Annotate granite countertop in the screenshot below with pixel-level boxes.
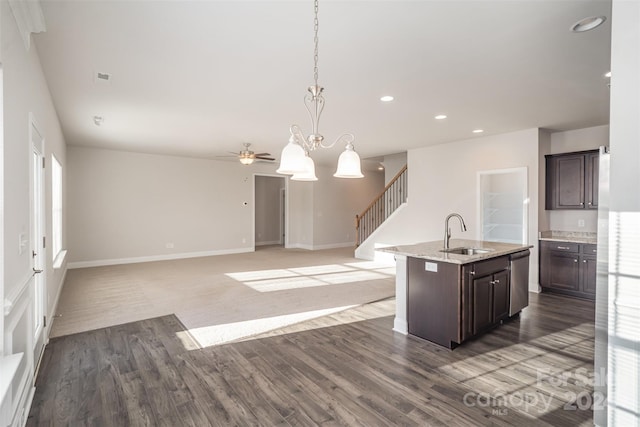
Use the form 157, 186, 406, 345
539, 230, 597, 244
377, 239, 533, 265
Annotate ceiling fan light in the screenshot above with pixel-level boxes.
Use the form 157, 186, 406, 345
239, 156, 254, 165
334, 143, 364, 178
276, 138, 306, 175
291, 156, 318, 181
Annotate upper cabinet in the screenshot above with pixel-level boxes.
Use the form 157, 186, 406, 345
545, 150, 599, 210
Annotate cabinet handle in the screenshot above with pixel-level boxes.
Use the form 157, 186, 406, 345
494, 279, 500, 284
580, 202, 584, 206
583, 260, 587, 263
574, 259, 578, 263
557, 246, 570, 250
588, 202, 592, 206
469, 271, 475, 276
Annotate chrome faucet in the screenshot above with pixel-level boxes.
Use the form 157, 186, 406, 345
444, 213, 467, 250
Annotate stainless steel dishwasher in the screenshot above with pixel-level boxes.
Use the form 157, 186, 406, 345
509, 250, 530, 316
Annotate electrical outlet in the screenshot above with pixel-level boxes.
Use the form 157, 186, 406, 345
578, 219, 585, 228
242, 238, 247, 244
165, 242, 174, 249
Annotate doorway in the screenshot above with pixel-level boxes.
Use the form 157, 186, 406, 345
30, 114, 47, 367
254, 175, 287, 248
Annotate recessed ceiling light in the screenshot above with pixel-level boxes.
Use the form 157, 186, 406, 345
472, 129, 484, 134
377, 166, 384, 171
435, 114, 447, 120
604, 71, 611, 78
571, 16, 606, 32
380, 95, 394, 102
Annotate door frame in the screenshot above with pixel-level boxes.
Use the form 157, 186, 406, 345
29, 113, 47, 367
253, 174, 288, 249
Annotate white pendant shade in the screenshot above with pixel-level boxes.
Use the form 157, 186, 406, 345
276, 138, 306, 175
239, 157, 254, 165
333, 145, 364, 178
291, 156, 318, 181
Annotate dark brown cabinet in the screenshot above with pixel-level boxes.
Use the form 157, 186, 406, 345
407, 254, 516, 349
464, 257, 510, 336
545, 150, 599, 210
540, 240, 596, 300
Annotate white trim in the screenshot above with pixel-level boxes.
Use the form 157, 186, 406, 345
392, 254, 409, 335
355, 202, 408, 260
8, 0, 46, 50
3, 272, 33, 316
47, 266, 67, 339
52, 249, 66, 270
287, 242, 354, 251
253, 173, 288, 250
67, 247, 254, 269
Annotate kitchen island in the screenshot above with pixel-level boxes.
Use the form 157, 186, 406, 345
378, 239, 532, 349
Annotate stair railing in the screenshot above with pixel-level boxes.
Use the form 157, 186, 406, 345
355, 165, 407, 246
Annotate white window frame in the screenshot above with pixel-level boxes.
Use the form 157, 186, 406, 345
51, 154, 64, 267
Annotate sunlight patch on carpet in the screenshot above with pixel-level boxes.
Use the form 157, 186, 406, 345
225, 261, 395, 293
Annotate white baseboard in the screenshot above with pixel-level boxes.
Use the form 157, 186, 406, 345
47, 266, 67, 339
67, 247, 253, 269
286, 242, 354, 251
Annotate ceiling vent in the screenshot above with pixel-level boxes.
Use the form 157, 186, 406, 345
94, 71, 112, 84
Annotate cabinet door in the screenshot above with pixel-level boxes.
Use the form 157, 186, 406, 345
581, 255, 597, 295
586, 152, 599, 209
472, 275, 493, 335
492, 270, 510, 322
553, 154, 585, 209
547, 252, 580, 291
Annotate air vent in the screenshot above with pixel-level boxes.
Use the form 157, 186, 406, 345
94, 71, 112, 84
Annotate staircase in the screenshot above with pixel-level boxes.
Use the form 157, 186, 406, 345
355, 165, 407, 246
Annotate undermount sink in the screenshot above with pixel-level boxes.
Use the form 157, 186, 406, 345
440, 247, 492, 255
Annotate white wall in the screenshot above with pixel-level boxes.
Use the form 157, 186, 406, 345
604, 1, 640, 425
1, 3, 67, 424
67, 146, 384, 264
357, 128, 541, 289
2, 2, 67, 322
543, 125, 609, 233
68, 146, 271, 265
312, 166, 384, 248
383, 152, 407, 185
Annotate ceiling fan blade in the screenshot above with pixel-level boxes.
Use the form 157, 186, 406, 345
253, 152, 271, 157
255, 156, 275, 161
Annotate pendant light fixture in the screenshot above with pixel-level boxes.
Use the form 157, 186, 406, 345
276, 0, 363, 180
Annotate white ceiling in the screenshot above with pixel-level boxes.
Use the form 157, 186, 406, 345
33, 0, 611, 167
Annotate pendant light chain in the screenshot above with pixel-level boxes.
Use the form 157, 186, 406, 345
313, 0, 319, 87
277, 0, 363, 180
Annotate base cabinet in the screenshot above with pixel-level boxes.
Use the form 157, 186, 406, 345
464, 257, 510, 337
540, 241, 596, 300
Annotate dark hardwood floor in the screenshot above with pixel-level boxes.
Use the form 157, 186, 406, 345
28, 293, 596, 426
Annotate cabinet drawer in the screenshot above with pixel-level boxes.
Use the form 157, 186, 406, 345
541, 241, 579, 253
468, 255, 509, 277
583, 244, 597, 255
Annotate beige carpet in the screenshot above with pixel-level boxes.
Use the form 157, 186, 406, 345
51, 246, 396, 348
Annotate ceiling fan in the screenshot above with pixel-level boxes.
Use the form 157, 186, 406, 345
221, 143, 275, 165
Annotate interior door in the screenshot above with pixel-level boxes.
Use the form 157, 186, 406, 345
31, 116, 47, 368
